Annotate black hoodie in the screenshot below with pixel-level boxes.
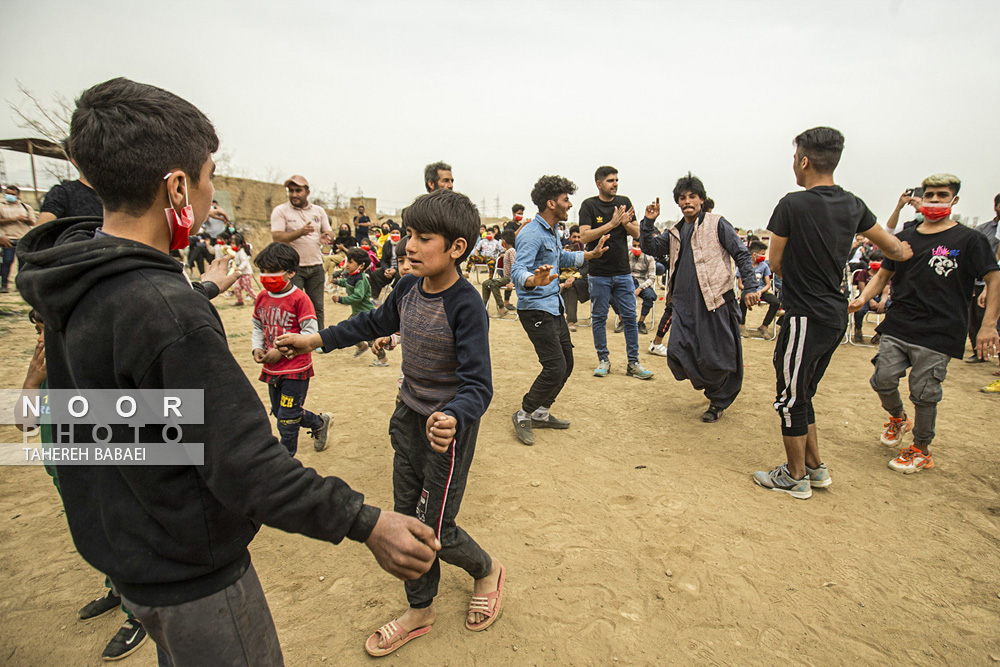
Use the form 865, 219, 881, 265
16, 217, 379, 606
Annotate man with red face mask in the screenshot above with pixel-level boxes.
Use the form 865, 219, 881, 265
851, 173, 999, 474
505, 203, 526, 233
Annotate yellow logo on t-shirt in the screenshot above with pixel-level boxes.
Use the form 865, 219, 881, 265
596, 216, 604, 224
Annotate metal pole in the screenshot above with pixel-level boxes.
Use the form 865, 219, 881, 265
27, 139, 38, 206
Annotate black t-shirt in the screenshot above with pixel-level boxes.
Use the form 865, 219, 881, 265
578, 195, 634, 277
40, 180, 103, 218
504, 219, 521, 232
767, 185, 876, 328
878, 223, 999, 358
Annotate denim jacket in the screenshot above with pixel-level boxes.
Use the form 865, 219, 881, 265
512, 214, 584, 316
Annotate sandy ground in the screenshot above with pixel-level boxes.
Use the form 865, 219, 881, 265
2, 278, 1000, 667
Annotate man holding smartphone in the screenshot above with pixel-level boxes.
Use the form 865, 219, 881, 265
885, 187, 924, 235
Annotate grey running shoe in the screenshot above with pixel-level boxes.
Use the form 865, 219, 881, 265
594, 359, 611, 377
805, 463, 832, 488
752, 463, 812, 499
311, 413, 333, 452
531, 414, 570, 429
626, 362, 654, 380
512, 411, 534, 445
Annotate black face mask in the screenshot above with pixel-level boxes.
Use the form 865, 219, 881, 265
338, 229, 351, 237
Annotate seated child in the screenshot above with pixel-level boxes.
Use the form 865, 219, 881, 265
481, 229, 516, 317
630, 238, 657, 335
275, 189, 505, 657
332, 247, 387, 365
851, 250, 888, 342
739, 240, 782, 335
252, 242, 332, 455
465, 229, 503, 277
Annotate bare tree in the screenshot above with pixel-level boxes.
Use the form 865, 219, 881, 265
8, 82, 77, 182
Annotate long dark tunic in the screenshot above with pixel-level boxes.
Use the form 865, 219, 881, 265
658, 216, 757, 408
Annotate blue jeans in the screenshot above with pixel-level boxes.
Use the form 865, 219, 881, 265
1, 243, 16, 288
589, 274, 639, 364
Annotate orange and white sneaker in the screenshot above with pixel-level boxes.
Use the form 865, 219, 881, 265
880, 415, 912, 446
888, 445, 934, 474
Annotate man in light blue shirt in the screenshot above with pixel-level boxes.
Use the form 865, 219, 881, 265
510, 175, 608, 446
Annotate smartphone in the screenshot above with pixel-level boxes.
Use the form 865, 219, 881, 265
912, 187, 924, 198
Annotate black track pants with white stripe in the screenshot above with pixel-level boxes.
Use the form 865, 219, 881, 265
772, 315, 843, 437
389, 401, 492, 608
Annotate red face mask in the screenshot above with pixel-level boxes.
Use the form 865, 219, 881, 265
260, 273, 289, 293
631, 247, 642, 257
919, 201, 952, 222
163, 172, 194, 251
486, 234, 494, 241
231, 245, 239, 252
869, 261, 882, 272
514, 213, 523, 222
389, 233, 401, 242
754, 255, 765, 264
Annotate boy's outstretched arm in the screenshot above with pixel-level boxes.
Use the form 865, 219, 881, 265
848, 267, 893, 313
277, 276, 406, 356
863, 224, 912, 262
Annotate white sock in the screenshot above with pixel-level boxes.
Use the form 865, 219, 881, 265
531, 407, 549, 420
517, 409, 530, 421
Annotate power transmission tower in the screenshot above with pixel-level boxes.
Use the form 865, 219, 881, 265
481, 197, 487, 215
494, 195, 500, 218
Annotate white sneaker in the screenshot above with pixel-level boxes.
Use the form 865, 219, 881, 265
648, 342, 667, 357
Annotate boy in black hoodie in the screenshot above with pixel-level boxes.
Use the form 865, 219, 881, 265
15, 77, 438, 665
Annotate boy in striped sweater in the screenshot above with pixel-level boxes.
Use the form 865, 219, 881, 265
276, 189, 505, 656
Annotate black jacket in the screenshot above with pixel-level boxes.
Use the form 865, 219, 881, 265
16, 217, 379, 606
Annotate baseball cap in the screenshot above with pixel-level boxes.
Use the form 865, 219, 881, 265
284, 174, 309, 188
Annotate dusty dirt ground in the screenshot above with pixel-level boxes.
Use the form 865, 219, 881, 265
2, 278, 1000, 667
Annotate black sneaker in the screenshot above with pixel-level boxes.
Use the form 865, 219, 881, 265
531, 414, 571, 429
102, 619, 147, 661
311, 412, 333, 452
512, 411, 534, 445
638, 321, 648, 335
79, 589, 121, 621
614, 319, 624, 334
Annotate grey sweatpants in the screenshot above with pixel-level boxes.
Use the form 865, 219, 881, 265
389, 401, 492, 608
869, 334, 951, 447
121, 563, 283, 667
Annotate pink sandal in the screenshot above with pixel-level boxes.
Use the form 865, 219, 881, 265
465, 565, 506, 631
364, 621, 431, 657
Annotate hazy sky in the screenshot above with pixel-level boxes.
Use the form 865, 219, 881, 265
2, 0, 998, 227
